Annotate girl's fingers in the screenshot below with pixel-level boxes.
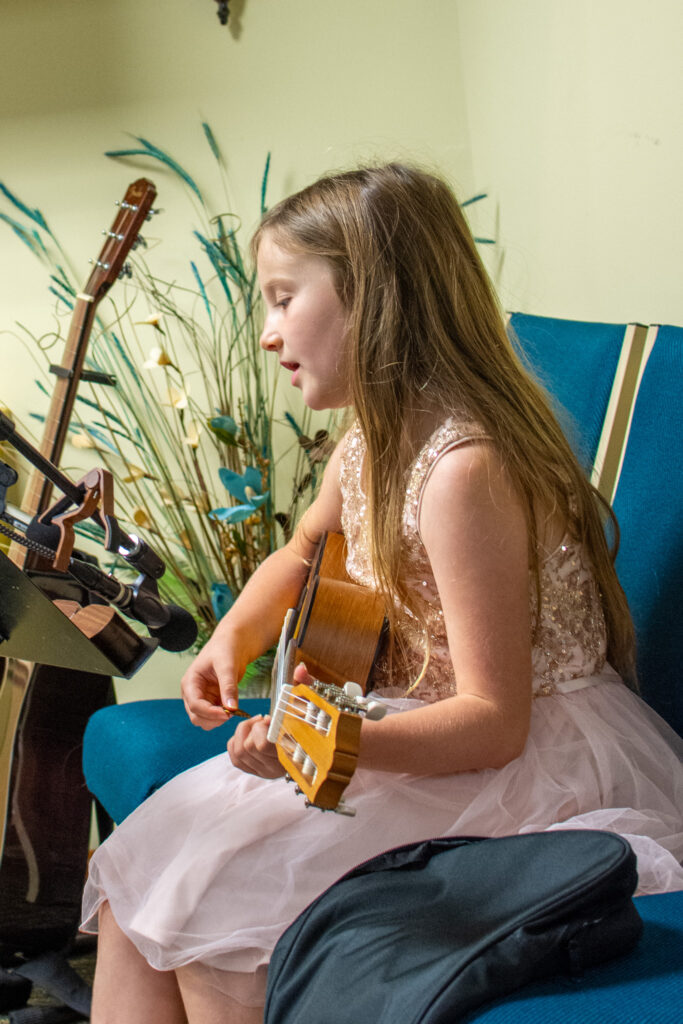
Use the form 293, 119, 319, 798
292, 661, 314, 685
228, 717, 283, 778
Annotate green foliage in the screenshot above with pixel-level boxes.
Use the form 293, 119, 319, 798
0, 127, 333, 654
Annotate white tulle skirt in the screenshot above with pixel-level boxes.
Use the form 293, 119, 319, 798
81, 671, 683, 1006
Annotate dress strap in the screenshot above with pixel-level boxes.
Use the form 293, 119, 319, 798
405, 419, 490, 543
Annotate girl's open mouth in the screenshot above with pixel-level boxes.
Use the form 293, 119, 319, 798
281, 361, 301, 385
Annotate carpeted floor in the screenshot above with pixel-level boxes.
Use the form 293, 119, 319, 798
0, 938, 95, 1023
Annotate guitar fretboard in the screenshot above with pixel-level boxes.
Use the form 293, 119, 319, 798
20, 296, 97, 529
9, 178, 157, 571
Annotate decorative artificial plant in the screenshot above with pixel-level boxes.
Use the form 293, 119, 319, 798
0, 125, 333, 671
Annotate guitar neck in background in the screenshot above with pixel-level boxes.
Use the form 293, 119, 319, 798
8, 177, 157, 572
20, 295, 99, 531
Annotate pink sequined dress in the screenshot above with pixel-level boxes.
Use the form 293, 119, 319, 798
81, 418, 683, 1004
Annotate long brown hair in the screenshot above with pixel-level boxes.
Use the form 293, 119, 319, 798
253, 163, 636, 687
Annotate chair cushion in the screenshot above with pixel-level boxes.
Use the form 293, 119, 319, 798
83, 698, 270, 823
461, 889, 683, 1022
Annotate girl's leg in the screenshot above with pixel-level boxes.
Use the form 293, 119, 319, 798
91, 901, 187, 1024
176, 964, 266, 1024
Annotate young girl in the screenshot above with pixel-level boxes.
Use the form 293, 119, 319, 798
82, 164, 683, 1023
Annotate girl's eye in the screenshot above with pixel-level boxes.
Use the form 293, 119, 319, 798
275, 297, 291, 310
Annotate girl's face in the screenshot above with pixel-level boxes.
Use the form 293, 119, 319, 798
257, 232, 350, 411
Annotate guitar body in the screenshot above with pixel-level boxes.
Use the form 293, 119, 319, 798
0, 657, 113, 958
0, 179, 156, 960
292, 531, 387, 690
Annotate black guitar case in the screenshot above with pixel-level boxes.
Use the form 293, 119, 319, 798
265, 830, 642, 1024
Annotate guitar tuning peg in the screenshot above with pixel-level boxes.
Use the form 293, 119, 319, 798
335, 800, 357, 817
343, 681, 363, 699
131, 235, 147, 250
118, 263, 133, 280
364, 701, 387, 722
146, 208, 162, 221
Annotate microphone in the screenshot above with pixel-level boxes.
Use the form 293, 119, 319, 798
26, 518, 165, 579
67, 557, 198, 652
116, 533, 165, 579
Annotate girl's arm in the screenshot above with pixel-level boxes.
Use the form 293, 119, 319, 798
181, 439, 346, 729
358, 442, 533, 774
228, 441, 533, 779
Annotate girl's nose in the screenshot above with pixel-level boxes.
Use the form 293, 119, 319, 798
259, 326, 282, 352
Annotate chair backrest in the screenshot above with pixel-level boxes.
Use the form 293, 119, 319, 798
508, 313, 629, 469
510, 313, 681, 736
610, 325, 683, 736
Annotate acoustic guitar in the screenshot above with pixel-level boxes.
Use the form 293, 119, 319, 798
267, 532, 388, 815
0, 179, 157, 959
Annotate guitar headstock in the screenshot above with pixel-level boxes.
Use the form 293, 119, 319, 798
81, 178, 157, 302
269, 678, 386, 815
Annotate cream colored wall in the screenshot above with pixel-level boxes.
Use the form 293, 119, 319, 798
1, 0, 680, 700
455, 0, 683, 323
0, 0, 470, 699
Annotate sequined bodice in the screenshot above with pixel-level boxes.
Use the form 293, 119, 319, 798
340, 419, 607, 703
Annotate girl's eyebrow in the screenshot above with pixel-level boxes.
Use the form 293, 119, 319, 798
265, 275, 296, 289
261, 275, 296, 297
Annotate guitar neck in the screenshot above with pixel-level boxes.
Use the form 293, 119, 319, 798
8, 177, 157, 572
22, 295, 98, 522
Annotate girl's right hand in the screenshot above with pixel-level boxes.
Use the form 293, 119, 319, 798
180, 622, 247, 729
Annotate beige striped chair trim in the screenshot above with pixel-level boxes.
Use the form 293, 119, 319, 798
590, 324, 656, 505
501, 314, 657, 507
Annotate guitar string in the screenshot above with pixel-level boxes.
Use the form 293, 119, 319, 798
276, 693, 312, 714
280, 726, 316, 780
277, 693, 358, 719
275, 695, 332, 722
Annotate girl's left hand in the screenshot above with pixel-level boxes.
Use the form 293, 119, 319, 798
227, 715, 286, 779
